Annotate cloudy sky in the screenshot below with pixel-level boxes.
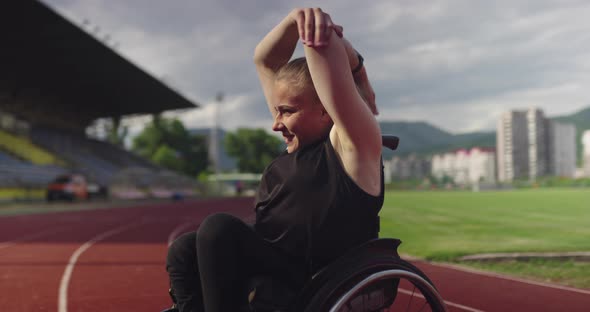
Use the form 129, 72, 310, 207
43, 0, 590, 136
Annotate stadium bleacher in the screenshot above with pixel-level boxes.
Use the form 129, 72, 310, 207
30, 127, 171, 187
0, 1, 203, 200
0, 125, 202, 198
37, 126, 203, 198
0, 162, 67, 188
0, 147, 68, 188
0, 150, 24, 166
0, 129, 65, 165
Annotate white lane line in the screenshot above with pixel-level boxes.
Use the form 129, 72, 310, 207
0, 227, 68, 250
398, 288, 485, 312
427, 261, 590, 296
58, 221, 144, 312
167, 222, 196, 247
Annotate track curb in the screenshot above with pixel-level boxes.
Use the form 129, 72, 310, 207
458, 251, 590, 262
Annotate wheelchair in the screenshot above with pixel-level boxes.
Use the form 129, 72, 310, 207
162, 136, 448, 312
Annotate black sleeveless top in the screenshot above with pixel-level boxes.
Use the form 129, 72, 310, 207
254, 136, 384, 273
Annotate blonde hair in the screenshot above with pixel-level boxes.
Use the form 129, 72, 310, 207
275, 57, 320, 103
275, 57, 370, 107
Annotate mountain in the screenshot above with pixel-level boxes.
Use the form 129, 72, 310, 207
379, 121, 495, 159
553, 106, 590, 126
380, 105, 590, 160
188, 106, 589, 167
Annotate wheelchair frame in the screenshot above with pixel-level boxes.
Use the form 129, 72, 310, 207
294, 238, 447, 312
162, 135, 448, 312
331, 269, 446, 312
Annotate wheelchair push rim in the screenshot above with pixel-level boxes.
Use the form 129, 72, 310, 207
330, 269, 447, 312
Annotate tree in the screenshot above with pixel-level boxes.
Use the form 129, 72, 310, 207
132, 116, 208, 176
152, 144, 184, 172
224, 128, 283, 173
106, 116, 129, 147
85, 116, 129, 147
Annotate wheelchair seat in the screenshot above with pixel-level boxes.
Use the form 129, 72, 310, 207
245, 238, 402, 312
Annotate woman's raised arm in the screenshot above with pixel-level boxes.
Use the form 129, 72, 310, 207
254, 9, 342, 117
299, 8, 382, 195
303, 21, 380, 149
253, 12, 298, 116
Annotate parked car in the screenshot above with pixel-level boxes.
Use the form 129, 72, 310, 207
46, 174, 88, 201
87, 182, 109, 200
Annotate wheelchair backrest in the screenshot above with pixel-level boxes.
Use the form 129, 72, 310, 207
381, 135, 399, 151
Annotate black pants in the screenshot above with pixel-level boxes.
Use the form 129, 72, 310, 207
166, 213, 306, 312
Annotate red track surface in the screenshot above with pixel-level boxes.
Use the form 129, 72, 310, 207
1, 198, 588, 312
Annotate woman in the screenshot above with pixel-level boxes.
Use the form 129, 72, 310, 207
165, 8, 382, 312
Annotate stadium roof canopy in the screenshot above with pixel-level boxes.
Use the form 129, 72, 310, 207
0, 0, 198, 129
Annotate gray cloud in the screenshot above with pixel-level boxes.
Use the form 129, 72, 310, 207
44, 0, 590, 134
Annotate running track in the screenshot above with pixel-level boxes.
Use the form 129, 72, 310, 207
0, 198, 588, 311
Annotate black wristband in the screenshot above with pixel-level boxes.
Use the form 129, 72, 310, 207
352, 52, 364, 74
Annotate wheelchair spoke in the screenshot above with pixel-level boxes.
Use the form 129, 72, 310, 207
404, 285, 417, 311
320, 265, 447, 312
417, 302, 429, 312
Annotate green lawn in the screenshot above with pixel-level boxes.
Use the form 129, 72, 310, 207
464, 259, 590, 289
380, 189, 590, 260
380, 188, 590, 289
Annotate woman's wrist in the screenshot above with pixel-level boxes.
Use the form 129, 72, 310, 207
341, 38, 363, 74
351, 51, 364, 74
353, 65, 367, 83
253, 14, 299, 68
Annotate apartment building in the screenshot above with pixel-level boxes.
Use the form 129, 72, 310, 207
497, 107, 576, 181
469, 147, 497, 184
385, 154, 431, 182
583, 130, 590, 177
527, 108, 549, 179
431, 147, 496, 185
548, 122, 576, 177
497, 110, 529, 182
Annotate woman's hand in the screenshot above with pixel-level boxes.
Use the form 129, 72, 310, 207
340, 38, 378, 115
289, 8, 343, 47
354, 67, 378, 115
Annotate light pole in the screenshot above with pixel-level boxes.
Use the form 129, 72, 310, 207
210, 92, 223, 193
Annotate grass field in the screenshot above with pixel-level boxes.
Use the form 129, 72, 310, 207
466, 259, 590, 289
380, 188, 590, 288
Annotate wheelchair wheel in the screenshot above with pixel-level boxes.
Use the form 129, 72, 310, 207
304, 258, 447, 312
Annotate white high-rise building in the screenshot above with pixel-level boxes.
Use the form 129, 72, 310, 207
442, 152, 457, 179
497, 110, 529, 182
548, 122, 576, 177
383, 159, 393, 184
430, 152, 456, 181
469, 147, 497, 184
431, 154, 444, 179
527, 108, 549, 179
430, 147, 496, 185
497, 107, 577, 181
454, 149, 470, 185
384, 155, 431, 182
583, 130, 590, 177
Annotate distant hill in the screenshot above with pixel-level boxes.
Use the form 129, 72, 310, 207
554, 106, 590, 126
380, 105, 590, 161
189, 106, 589, 167
379, 121, 495, 159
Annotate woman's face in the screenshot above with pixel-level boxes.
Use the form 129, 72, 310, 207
272, 80, 332, 153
